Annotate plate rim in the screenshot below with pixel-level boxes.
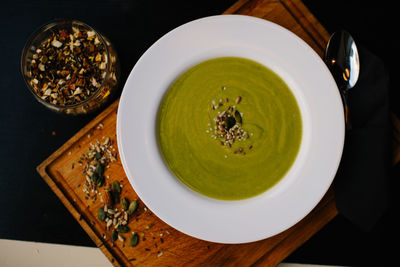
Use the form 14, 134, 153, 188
116, 14, 345, 244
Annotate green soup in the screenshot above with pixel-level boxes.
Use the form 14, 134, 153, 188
157, 57, 302, 200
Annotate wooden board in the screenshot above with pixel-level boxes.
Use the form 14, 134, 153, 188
37, 0, 337, 266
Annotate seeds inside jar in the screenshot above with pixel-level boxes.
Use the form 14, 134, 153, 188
28, 26, 108, 106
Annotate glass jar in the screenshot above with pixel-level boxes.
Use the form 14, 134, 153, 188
20, 20, 120, 115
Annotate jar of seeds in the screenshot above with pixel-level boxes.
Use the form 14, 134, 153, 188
21, 20, 120, 115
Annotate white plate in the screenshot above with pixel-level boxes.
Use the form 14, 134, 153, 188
117, 15, 344, 244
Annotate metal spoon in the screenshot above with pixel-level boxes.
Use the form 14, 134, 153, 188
324, 30, 360, 130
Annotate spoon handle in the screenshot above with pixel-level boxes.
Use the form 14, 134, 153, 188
341, 91, 352, 130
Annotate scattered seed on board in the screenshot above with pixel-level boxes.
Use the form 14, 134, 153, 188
130, 232, 139, 247
118, 235, 125, 242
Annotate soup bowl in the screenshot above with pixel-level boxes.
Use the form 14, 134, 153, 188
117, 15, 344, 243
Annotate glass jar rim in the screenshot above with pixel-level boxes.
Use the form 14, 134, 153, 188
20, 19, 112, 109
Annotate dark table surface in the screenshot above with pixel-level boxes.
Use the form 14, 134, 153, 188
0, 0, 397, 266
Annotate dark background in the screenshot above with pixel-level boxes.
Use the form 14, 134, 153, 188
0, 0, 396, 266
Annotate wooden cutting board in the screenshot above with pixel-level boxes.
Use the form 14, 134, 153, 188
37, 0, 337, 266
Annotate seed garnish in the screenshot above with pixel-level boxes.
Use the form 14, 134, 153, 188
208, 94, 252, 154
235, 96, 242, 104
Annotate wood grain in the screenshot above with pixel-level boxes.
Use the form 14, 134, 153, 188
37, 0, 338, 266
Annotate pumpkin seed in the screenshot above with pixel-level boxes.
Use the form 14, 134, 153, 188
234, 110, 242, 125
109, 182, 121, 203
91, 162, 105, 187
128, 199, 138, 215
95, 162, 104, 176
91, 171, 99, 183
224, 116, 236, 130
122, 197, 129, 211
112, 181, 121, 194
117, 225, 130, 233
97, 207, 106, 221
130, 232, 139, 247
110, 190, 120, 204
94, 151, 102, 159
97, 178, 105, 187
111, 229, 118, 242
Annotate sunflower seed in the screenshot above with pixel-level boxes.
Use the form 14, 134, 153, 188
235, 96, 242, 104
